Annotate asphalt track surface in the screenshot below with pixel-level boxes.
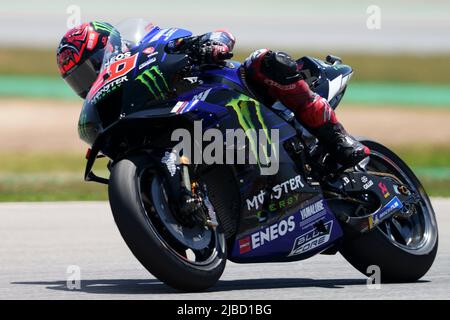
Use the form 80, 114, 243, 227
0, 199, 449, 300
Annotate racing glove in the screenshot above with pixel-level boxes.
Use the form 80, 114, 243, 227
198, 40, 233, 64
166, 30, 235, 65
197, 30, 235, 64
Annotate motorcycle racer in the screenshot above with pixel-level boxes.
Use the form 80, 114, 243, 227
57, 21, 369, 168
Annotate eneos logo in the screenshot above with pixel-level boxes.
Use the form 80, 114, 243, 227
239, 215, 296, 254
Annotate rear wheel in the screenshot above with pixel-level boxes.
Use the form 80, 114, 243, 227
340, 140, 438, 283
108, 153, 227, 291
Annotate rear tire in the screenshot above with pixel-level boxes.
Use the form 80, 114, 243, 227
108, 153, 227, 291
340, 140, 438, 283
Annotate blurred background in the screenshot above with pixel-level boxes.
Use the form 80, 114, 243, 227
1, 0, 449, 201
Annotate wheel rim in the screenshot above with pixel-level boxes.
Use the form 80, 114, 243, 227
150, 178, 212, 250
138, 169, 226, 268
367, 150, 437, 254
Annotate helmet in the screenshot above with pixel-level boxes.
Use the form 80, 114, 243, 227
57, 21, 114, 98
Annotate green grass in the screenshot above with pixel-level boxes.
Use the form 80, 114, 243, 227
418, 179, 450, 198
1, 153, 89, 173
0, 48, 59, 77
0, 153, 109, 202
0, 148, 449, 201
1, 47, 450, 84
391, 146, 450, 197
0, 180, 107, 202
394, 146, 450, 168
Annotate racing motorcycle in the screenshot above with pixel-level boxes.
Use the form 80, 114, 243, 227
79, 19, 438, 291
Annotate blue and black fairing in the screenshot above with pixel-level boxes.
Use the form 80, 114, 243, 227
297, 56, 353, 109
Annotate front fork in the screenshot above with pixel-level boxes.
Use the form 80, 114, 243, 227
159, 152, 219, 229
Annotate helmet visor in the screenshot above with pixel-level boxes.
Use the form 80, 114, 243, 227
63, 58, 98, 98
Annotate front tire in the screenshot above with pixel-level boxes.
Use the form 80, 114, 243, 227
340, 140, 438, 283
108, 153, 227, 291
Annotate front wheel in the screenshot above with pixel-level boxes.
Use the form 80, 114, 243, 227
340, 139, 438, 283
108, 153, 227, 291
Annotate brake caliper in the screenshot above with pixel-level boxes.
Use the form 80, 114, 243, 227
178, 157, 219, 229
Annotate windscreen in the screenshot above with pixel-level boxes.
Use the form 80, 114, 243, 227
101, 18, 154, 70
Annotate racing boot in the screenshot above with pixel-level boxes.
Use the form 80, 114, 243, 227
309, 121, 371, 168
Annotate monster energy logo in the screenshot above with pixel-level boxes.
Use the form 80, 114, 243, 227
168, 94, 280, 176
226, 95, 275, 166
92, 21, 113, 33
91, 21, 120, 38
136, 66, 170, 100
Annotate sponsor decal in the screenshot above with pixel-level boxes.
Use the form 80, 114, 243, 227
149, 29, 167, 42
342, 176, 351, 186
91, 21, 114, 33
373, 196, 403, 224
378, 182, 390, 198
246, 176, 305, 211
161, 151, 177, 176
288, 221, 333, 257
90, 76, 128, 103
263, 79, 296, 90
300, 200, 324, 220
135, 66, 170, 100
183, 76, 199, 84
226, 95, 274, 168
87, 53, 138, 102
240, 215, 296, 254
86, 31, 99, 50
193, 88, 212, 101
163, 28, 178, 41
363, 180, 374, 190
138, 57, 157, 70
171, 101, 190, 114
299, 199, 328, 229
170, 99, 201, 115
267, 194, 301, 213
238, 236, 251, 254
361, 175, 374, 190
143, 46, 155, 55
103, 51, 132, 68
